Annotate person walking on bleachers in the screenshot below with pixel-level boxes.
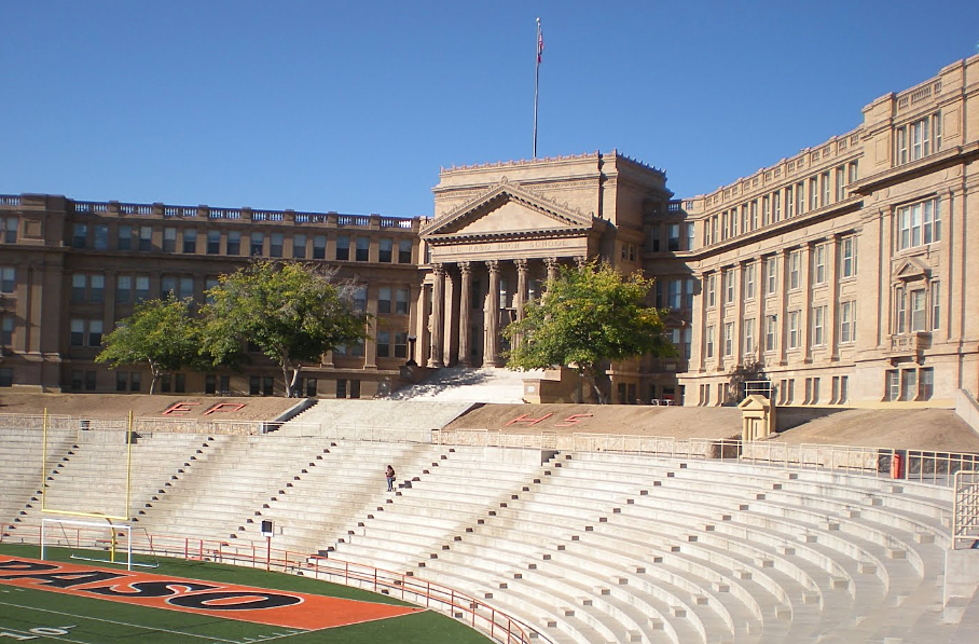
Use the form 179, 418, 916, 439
385, 464, 396, 492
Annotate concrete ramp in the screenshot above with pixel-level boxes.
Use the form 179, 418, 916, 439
770, 408, 979, 452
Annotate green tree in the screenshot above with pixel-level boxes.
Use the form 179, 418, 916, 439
95, 294, 202, 394
200, 261, 369, 397
504, 261, 674, 403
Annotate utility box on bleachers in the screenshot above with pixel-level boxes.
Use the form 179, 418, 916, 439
739, 394, 775, 441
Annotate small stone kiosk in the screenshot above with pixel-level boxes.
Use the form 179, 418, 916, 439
738, 394, 775, 442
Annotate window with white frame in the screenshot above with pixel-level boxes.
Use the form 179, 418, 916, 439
765, 256, 777, 295
788, 311, 800, 349
809, 177, 819, 211
668, 279, 681, 310
796, 181, 805, 215
840, 301, 856, 344
789, 250, 800, 290
848, 160, 859, 183
724, 271, 734, 305
894, 112, 941, 166
724, 323, 733, 357
897, 197, 940, 251
786, 185, 795, 218
841, 236, 857, 278
813, 244, 826, 285
772, 192, 781, 222
932, 281, 941, 330
835, 165, 846, 202
743, 318, 755, 356
1, 316, 13, 347
750, 200, 758, 230
811, 305, 827, 346
820, 172, 830, 207
707, 274, 716, 308
762, 196, 770, 226
910, 288, 927, 332
684, 278, 694, 310
765, 314, 777, 352
895, 286, 907, 334
706, 325, 715, 359
744, 263, 756, 300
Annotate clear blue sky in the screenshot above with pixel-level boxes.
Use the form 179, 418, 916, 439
2, 1, 978, 218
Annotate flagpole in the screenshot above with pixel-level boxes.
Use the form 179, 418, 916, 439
533, 17, 541, 159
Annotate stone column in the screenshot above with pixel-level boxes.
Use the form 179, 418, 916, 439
458, 262, 472, 366
827, 235, 840, 360
442, 267, 456, 365
575, 256, 587, 269
427, 264, 445, 368
484, 260, 500, 367
514, 259, 528, 350
545, 257, 560, 283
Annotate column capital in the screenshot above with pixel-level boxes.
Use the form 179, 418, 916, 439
459, 261, 471, 275
514, 258, 529, 272
574, 256, 587, 268
432, 262, 445, 275
544, 257, 560, 269
485, 259, 500, 273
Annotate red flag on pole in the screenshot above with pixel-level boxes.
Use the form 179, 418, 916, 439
537, 25, 544, 63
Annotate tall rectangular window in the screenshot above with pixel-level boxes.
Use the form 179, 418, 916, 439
895, 112, 941, 165
1, 316, 14, 346
724, 271, 734, 305
73, 224, 88, 249
812, 305, 826, 346
117, 224, 132, 250
668, 224, 680, 251
94, 225, 109, 250
139, 226, 153, 251
902, 369, 917, 401
743, 318, 755, 356
292, 234, 307, 259
723, 323, 733, 357
227, 231, 241, 255
765, 256, 777, 295
744, 263, 756, 300
705, 325, 715, 359
932, 282, 941, 330
356, 237, 369, 261
376, 330, 391, 358
182, 228, 197, 253
72, 274, 87, 302
399, 239, 412, 263
70, 319, 84, 346
765, 315, 777, 352
919, 368, 934, 400
785, 185, 795, 218
379, 238, 393, 262
313, 235, 326, 260
163, 227, 176, 252
88, 319, 103, 346
250, 232, 264, 256
910, 289, 927, 331
270, 233, 284, 258
135, 276, 150, 302
396, 288, 410, 315
116, 275, 132, 304
667, 279, 681, 310
353, 287, 367, 312
377, 287, 392, 314
762, 197, 770, 226
90, 274, 104, 303
707, 274, 716, 308
895, 286, 906, 334
809, 177, 819, 211
788, 310, 800, 349
841, 236, 857, 278
0, 267, 14, 294
796, 181, 805, 215
820, 172, 830, 207
772, 192, 781, 222
207, 230, 221, 254
336, 236, 350, 260
0, 216, 18, 243
886, 370, 900, 401
686, 223, 695, 250
789, 250, 800, 290
835, 165, 846, 202
840, 301, 856, 344
813, 244, 826, 285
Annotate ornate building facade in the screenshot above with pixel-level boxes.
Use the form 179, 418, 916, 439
0, 54, 976, 406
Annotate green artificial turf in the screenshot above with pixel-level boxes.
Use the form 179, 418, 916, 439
0, 543, 493, 644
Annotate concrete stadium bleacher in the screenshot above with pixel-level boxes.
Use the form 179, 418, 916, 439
2, 407, 976, 644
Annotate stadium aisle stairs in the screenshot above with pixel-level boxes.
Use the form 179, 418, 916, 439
0, 428, 74, 539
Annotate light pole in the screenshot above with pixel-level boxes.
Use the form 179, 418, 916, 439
406, 335, 417, 367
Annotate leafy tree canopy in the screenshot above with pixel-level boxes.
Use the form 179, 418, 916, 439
503, 260, 674, 403
95, 294, 202, 394
200, 261, 369, 397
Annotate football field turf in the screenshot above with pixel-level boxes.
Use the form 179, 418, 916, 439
0, 544, 491, 643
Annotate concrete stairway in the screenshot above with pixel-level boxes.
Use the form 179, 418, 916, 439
387, 367, 541, 403
0, 428, 74, 537
279, 399, 474, 440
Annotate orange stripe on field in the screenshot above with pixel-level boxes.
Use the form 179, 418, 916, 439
0, 555, 420, 630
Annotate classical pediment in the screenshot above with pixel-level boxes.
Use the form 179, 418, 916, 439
893, 257, 931, 282
422, 180, 597, 243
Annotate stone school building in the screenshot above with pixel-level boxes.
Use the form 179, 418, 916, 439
1, 54, 977, 407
